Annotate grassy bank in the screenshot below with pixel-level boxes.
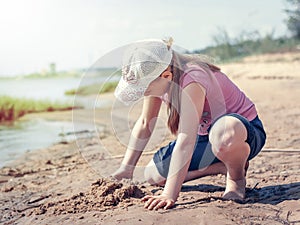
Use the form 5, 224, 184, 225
65, 81, 119, 96
0, 96, 79, 122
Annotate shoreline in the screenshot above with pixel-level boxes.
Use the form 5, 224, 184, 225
1, 52, 300, 224
0, 92, 120, 169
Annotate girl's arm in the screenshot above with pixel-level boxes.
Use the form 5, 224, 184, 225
142, 82, 205, 209
112, 95, 162, 179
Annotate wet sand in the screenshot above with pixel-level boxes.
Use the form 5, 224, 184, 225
1, 52, 300, 224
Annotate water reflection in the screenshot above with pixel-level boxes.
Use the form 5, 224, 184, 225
0, 118, 96, 167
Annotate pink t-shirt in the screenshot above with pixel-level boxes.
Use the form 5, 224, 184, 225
174, 64, 257, 135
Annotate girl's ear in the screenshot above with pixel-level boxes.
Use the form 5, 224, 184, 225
161, 71, 173, 81
161, 66, 173, 81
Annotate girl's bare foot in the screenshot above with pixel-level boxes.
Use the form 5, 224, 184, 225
222, 161, 249, 201
222, 177, 246, 201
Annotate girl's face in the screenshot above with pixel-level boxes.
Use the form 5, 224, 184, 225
144, 66, 173, 97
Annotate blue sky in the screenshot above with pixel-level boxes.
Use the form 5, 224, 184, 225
0, 0, 289, 76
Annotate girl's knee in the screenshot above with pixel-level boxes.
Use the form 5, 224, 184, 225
144, 160, 166, 186
209, 116, 247, 154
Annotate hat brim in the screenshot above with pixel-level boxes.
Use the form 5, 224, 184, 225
114, 63, 169, 105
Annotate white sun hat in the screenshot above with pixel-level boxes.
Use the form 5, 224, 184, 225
114, 38, 173, 105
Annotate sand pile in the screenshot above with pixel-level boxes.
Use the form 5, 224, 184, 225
31, 178, 148, 215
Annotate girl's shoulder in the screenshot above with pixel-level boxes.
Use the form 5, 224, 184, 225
184, 62, 205, 72
180, 63, 210, 89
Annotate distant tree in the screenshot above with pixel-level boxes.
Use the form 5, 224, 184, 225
285, 0, 300, 38
49, 63, 56, 76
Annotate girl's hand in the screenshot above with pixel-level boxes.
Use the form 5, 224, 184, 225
111, 164, 134, 180
141, 194, 175, 210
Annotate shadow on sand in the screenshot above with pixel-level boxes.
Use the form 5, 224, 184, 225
179, 182, 300, 205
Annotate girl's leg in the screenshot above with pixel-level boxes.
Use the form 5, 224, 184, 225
185, 160, 249, 182
144, 159, 227, 186
144, 159, 248, 186
144, 115, 251, 200
145, 134, 226, 186
209, 116, 250, 200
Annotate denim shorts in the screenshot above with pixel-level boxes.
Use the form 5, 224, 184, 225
153, 113, 266, 178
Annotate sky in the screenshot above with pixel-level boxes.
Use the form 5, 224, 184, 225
0, 0, 289, 76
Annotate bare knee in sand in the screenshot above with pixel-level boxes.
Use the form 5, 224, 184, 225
144, 159, 166, 186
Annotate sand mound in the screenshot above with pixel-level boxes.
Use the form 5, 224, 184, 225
31, 178, 147, 215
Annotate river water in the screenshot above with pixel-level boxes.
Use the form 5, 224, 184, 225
0, 77, 80, 101
0, 76, 117, 167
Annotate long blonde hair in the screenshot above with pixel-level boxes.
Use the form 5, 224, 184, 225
167, 51, 220, 135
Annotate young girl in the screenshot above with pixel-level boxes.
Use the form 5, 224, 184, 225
112, 38, 266, 210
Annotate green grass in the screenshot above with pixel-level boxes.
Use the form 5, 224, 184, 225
0, 96, 78, 122
65, 81, 119, 96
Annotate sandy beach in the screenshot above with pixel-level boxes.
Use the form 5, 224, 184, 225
1, 52, 300, 224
